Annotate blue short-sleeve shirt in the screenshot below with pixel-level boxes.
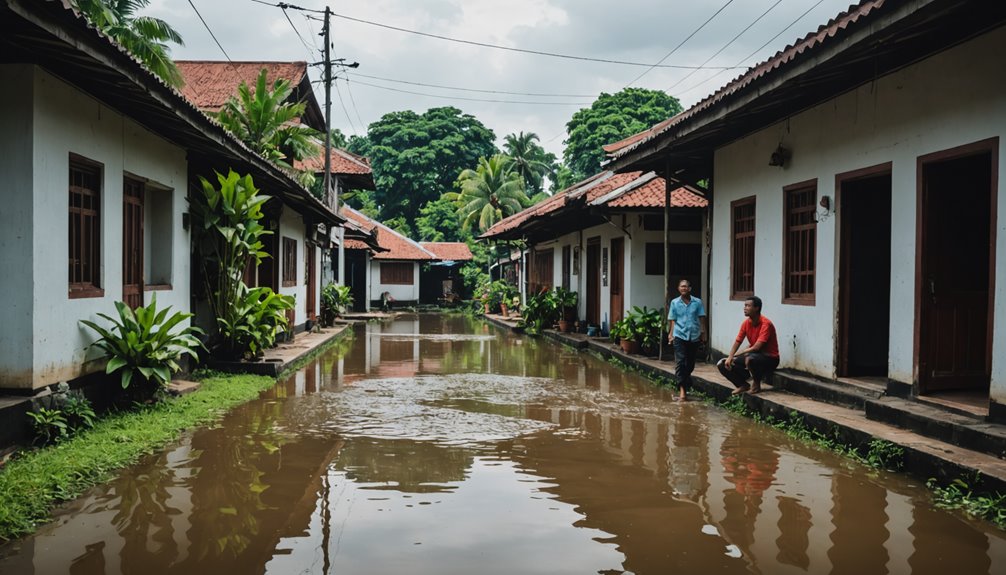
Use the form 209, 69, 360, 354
668, 296, 706, 341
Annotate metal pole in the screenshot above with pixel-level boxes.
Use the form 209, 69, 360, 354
661, 159, 672, 362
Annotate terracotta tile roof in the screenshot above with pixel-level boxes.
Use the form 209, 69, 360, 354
296, 147, 372, 175
341, 206, 436, 261
343, 238, 370, 250
175, 61, 309, 111
420, 242, 474, 261
607, 179, 708, 209
605, 0, 888, 159
481, 170, 705, 239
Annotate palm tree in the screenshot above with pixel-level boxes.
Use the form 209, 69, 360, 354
447, 155, 529, 233
74, 0, 185, 88
502, 131, 555, 197
215, 69, 321, 179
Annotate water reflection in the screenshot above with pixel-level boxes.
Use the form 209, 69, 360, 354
2, 314, 1005, 574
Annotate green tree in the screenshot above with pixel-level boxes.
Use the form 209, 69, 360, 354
382, 216, 414, 237
502, 131, 555, 197
416, 197, 472, 242
366, 107, 497, 226
563, 88, 683, 181
447, 155, 528, 233
73, 0, 185, 88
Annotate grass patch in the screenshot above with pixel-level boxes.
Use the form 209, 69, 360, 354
928, 476, 1006, 529
0, 372, 275, 542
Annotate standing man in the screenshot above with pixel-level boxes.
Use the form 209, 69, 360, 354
668, 279, 707, 402
717, 296, 780, 394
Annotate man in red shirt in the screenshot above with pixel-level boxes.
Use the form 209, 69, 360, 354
717, 296, 779, 394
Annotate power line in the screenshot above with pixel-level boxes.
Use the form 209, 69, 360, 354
346, 78, 590, 106
281, 6, 317, 54
350, 72, 596, 98
333, 80, 358, 135
343, 74, 367, 131
673, 0, 830, 98
666, 0, 784, 93
247, 0, 324, 14
326, 10, 747, 70
187, 0, 234, 63
624, 0, 737, 87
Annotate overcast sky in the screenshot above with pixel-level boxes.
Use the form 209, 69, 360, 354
148, 0, 858, 157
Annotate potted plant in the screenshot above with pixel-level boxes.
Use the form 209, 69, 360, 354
554, 287, 578, 332
611, 316, 640, 354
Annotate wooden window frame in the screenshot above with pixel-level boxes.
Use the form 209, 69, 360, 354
68, 154, 104, 298
380, 261, 414, 285
282, 236, 297, 287
782, 180, 817, 305
730, 196, 756, 300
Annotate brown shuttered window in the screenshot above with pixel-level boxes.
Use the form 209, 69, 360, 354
784, 182, 817, 304
530, 248, 553, 294
69, 156, 104, 297
282, 237, 297, 287
381, 262, 413, 285
731, 197, 756, 299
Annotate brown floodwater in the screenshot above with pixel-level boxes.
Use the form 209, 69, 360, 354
2, 314, 1004, 574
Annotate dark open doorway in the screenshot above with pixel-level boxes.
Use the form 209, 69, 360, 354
586, 238, 601, 326
917, 139, 997, 396
838, 166, 892, 378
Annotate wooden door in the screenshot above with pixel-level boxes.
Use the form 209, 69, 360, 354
609, 237, 624, 324
918, 147, 994, 392
306, 244, 317, 321
586, 239, 600, 325
122, 178, 144, 309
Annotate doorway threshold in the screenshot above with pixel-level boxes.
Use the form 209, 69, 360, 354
917, 389, 989, 418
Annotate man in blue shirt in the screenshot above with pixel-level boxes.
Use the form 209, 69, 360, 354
668, 279, 707, 401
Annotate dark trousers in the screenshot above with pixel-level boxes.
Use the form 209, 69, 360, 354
716, 353, 779, 388
673, 337, 700, 392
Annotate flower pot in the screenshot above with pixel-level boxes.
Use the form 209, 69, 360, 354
501, 303, 509, 317
558, 319, 570, 333
620, 338, 640, 354
586, 325, 599, 337
483, 302, 490, 314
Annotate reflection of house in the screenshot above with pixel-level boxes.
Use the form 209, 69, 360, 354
0, 0, 340, 397
481, 171, 706, 328
175, 60, 376, 325
605, 0, 1006, 419
418, 242, 474, 304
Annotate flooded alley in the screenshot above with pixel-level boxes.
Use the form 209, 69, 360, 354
2, 314, 1004, 574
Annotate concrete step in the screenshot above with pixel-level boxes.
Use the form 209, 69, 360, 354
865, 396, 1006, 459
768, 370, 885, 410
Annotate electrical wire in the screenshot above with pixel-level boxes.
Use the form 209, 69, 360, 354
624, 0, 737, 87
187, 0, 235, 63
343, 73, 367, 131
666, 0, 784, 94
350, 72, 596, 98
282, 6, 318, 54
325, 9, 747, 70
346, 78, 590, 106
671, 0, 830, 98
333, 80, 359, 135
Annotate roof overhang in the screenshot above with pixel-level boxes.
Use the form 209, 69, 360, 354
607, 0, 1006, 179
1, 0, 344, 227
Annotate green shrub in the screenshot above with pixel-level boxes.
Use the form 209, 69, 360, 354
80, 294, 204, 391
321, 282, 353, 325
217, 284, 295, 359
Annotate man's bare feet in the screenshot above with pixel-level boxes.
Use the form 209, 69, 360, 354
747, 385, 762, 395
730, 386, 749, 396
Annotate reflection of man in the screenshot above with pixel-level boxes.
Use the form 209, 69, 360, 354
667, 279, 706, 402
717, 296, 779, 394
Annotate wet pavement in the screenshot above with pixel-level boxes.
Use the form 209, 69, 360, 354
1, 314, 1004, 574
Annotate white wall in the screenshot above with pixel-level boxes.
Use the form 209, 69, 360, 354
370, 261, 420, 303
278, 209, 309, 326
710, 26, 1006, 401
1, 66, 190, 390
0, 65, 36, 387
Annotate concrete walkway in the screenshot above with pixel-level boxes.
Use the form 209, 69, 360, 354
484, 313, 1006, 494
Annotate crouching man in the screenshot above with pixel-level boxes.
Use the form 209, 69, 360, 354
717, 295, 779, 395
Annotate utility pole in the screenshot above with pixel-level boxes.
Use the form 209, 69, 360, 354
321, 6, 339, 283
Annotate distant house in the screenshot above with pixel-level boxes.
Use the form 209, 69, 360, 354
418, 242, 474, 304
0, 0, 342, 394
341, 207, 437, 309
605, 0, 1006, 419
481, 171, 706, 330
